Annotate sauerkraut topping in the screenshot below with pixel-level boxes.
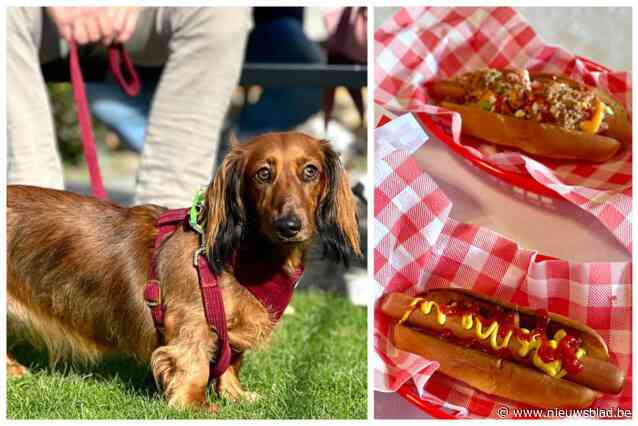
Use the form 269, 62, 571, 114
451, 68, 613, 133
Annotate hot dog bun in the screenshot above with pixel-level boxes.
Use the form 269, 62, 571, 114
441, 101, 621, 162
394, 324, 599, 409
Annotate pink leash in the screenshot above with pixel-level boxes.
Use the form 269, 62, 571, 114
68, 43, 234, 377
69, 43, 233, 377
68, 41, 141, 200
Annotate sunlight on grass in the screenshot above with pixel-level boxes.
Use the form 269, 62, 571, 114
7, 290, 367, 419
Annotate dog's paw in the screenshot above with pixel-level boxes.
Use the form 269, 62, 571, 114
241, 391, 261, 403
220, 387, 261, 403
7, 360, 29, 378
203, 402, 220, 414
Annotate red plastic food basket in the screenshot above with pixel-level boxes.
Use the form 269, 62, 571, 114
375, 115, 564, 418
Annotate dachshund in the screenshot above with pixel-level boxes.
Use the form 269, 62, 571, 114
6, 132, 361, 412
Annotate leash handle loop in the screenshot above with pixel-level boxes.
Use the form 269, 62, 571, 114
108, 44, 141, 96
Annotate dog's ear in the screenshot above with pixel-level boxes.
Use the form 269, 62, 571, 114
317, 141, 362, 267
204, 140, 246, 274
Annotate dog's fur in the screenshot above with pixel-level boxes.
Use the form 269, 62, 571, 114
7, 133, 360, 412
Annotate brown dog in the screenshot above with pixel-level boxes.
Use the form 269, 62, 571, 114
7, 133, 361, 412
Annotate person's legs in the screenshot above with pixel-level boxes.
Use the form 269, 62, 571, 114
125, 7, 251, 208
7, 7, 64, 189
238, 16, 324, 135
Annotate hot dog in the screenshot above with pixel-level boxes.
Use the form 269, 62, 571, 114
380, 289, 624, 408
427, 68, 631, 162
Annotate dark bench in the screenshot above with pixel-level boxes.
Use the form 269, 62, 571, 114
240, 63, 366, 88
42, 58, 366, 89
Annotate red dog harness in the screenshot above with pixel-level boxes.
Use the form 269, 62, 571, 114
143, 208, 303, 378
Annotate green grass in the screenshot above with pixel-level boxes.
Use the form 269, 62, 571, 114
7, 290, 367, 419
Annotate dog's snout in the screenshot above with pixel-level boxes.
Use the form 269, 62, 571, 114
274, 215, 302, 238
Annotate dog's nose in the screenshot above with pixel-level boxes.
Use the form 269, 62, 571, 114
274, 215, 302, 238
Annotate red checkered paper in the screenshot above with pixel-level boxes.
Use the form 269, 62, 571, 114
373, 114, 632, 419
375, 7, 632, 253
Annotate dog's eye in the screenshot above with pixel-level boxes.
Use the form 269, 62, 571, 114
256, 167, 272, 182
303, 165, 318, 181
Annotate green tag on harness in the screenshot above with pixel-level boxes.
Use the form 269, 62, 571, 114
189, 188, 206, 235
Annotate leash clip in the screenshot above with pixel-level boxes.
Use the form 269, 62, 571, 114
193, 245, 206, 267
294, 271, 305, 288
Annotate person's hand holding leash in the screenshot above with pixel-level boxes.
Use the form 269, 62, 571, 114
9, 6, 251, 207
46, 7, 141, 46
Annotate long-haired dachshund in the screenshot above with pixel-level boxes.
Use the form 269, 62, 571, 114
7, 133, 361, 412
